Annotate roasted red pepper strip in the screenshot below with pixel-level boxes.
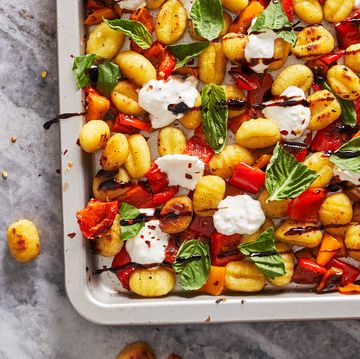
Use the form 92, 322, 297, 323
211, 232, 243, 266
281, 0, 294, 21
229, 162, 265, 194
288, 188, 327, 222
76, 199, 118, 239
158, 51, 177, 79
229, 67, 261, 91
112, 247, 135, 291
335, 10, 360, 49
145, 162, 169, 193
292, 257, 327, 284
164, 238, 179, 264
328, 258, 360, 286
317, 267, 343, 292
117, 184, 154, 208
153, 186, 179, 207
188, 216, 216, 238
183, 137, 214, 163
319, 49, 345, 65
114, 113, 152, 131
130, 8, 154, 33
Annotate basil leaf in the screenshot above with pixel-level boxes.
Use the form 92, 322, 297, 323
72, 54, 96, 89
119, 202, 144, 241
104, 18, 152, 50
190, 0, 224, 41
168, 42, 209, 69
96, 61, 121, 97
323, 81, 357, 127
249, 1, 297, 46
201, 83, 228, 154
239, 227, 285, 278
173, 239, 210, 290
265, 143, 318, 202
330, 137, 360, 174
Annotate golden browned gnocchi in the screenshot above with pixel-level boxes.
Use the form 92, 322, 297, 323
323, 0, 354, 23
155, 0, 187, 45
271, 65, 314, 96
129, 267, 176, 297
222, 0, 249, 13
79, 120, 110, 153
193, 175, 226, 216
208, 144, 254, 178
179, 96, 202, 129
115, 51, 156, 86
125, 134, 151, 179
86, 22, 124, 59
225, 260, 265, 292
100, 133, 129, 171
345, 224, 360, 261
158, 127, 187, 156
7, 219, 40, 262
307, 90, 342, 130
327, 65, 360, 101
258, 190, 290, 219
235, 118, 281, 149
267, 39, 291, 71
111, 81, 145, 117
221, 33, 248, 63
344, 44, 360, 73
294, 0, 323, 24
267, 243, 294, 287
116, 342, 155, 359
146, 0, 166, 9
304, 152, 334, 188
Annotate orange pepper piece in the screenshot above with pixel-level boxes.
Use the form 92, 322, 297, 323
87, 92, 110, 121
229, 1, 264, 33
339, 283, 360, 294
316, 233, 342, 267
200, 266, 226, 296
85, 8, 118, 26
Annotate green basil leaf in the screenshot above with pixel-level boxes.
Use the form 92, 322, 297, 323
72, 54, 96, 89
330, 137, 360, 174
96, 61, 121, 97
201, 83, 228, 154
104, 18, 152, 50
323, 81, 357, 127
168, 42, 209, 69
119, 202, 144, 241
249, 1, 297, 46
265, 143, 318, 202
239, 227, 285, 278
190, 0, 224, 41
173, 239, 210, 290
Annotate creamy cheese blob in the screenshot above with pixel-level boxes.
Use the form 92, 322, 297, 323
181, 0, 195, 16
213, 195, 266, 235
125, 220, 169, 265
333, 167, 360, 185
263, 86, 311, 141
245, 19, 278, 73
355, 0, 360, 8
119, 0, 146, 10
138, 76, 199, 129
155, 154, 205, 190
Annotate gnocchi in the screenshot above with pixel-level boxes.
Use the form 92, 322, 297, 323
294, 0, 323, 24
79, 120, 110, 153
100, 133, 129, 171
344, 44, 360, 73
327, 65, 360, 101
158, 127, 187, 156
125, 134, 151, 179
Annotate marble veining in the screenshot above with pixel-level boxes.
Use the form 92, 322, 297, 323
1, 1, 360, 358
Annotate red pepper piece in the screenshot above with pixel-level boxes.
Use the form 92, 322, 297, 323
335, 10, 360, 49
130, 8, 154, 33
310, 120, 351, 153
145, 162, 169, 193
328, 258, 360, 286
281, 0, 294, 21
183, 137, 214, 164
153, 186, 179, 207
158, 51, 177, 79
292, 257, 327, 284
229, 162, 265, 194
117, 184, 153, 208
188, 216, 216, 238
229, 67, 261, 91
210, 232, 243, 266
319, 49, 345, 65
87, 0, 105, 10
282, 141, 308, 162
164, 238, 179, 264
114, 113, 152, 132
76, 199, 118, 239
111, 246, 135, 291
355, 98, 360, 124
288, 188, 327, 222
317, 267, 343, 292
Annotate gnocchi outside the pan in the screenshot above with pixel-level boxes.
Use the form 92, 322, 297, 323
74, 0, 360, 297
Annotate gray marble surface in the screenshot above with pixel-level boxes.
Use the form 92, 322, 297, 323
0, 1, 360, 358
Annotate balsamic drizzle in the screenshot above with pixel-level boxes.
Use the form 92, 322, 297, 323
43, 112, 85, 129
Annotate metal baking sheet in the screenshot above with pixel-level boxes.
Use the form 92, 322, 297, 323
58, 0, 360, 325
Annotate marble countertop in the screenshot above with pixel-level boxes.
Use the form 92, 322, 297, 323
1, 1, 360, 358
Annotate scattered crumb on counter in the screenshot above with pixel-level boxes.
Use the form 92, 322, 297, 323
205, 316, 211, 322
2, 170, 8, 179
41, 70, 48, 78
63, 182, 69, 192
10, 136, 17, 143
63, 149, 68, 156
56, 169, 61, 174
67, 232, 76, 238
215, 298, 227, 304
64, 161, 74, 173
241, 299, 246, 304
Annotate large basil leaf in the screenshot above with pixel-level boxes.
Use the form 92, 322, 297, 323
239, 227, 285, 278
190, 0, 224, 41
72, 54, 96, 89
330, 137, 360, 174
323, 81, 357, 127
249, 1, 297, 46
168, 42, 209, 69
265, 143, 318, 202
201, 83, 228, 154
173, 239, 210, 290
96, 61, 121, 96
119, 202, 144, 241
104, 18, 152, 49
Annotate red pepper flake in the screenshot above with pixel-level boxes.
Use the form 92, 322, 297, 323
280, 130, 289, 135
145, 240, 151, 248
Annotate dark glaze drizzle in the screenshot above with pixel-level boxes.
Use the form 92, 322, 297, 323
175, 253, 203, 264
43, 112, 86, 129
334, 150, 360, 159
168, 102, 191, 115
249, 250, 278, 257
